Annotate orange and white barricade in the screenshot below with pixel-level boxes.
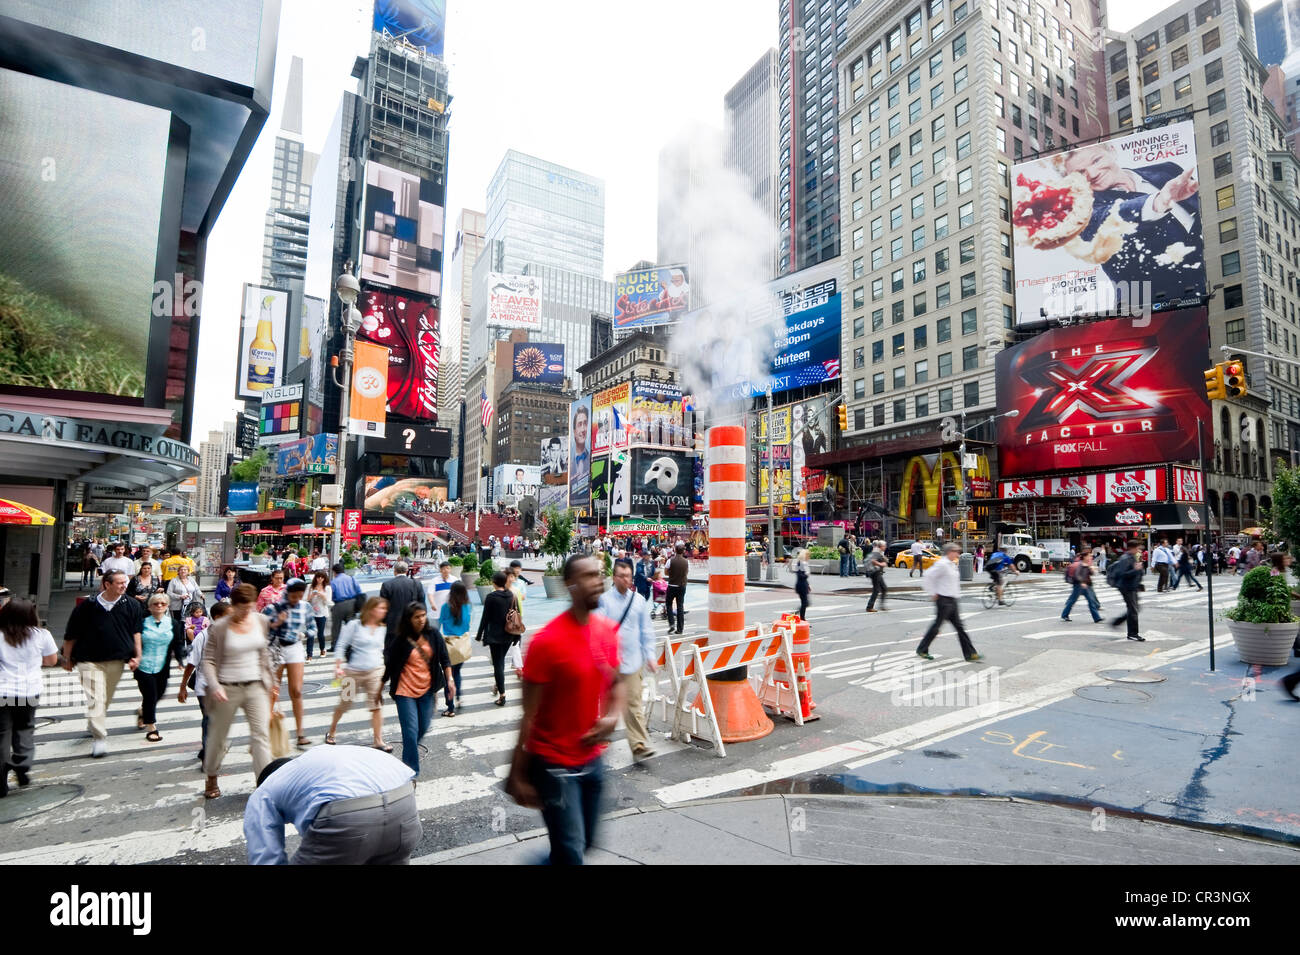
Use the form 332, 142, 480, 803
671, 625, 801, 757
647, 634, 707, 722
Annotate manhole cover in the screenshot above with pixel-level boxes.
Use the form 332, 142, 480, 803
1074, 684, 1153, 704
0, 783, 83, 823
1096, 669, 1167, 684
278, 681, 326, 695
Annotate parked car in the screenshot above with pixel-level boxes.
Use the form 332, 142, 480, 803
894, 542, 941, 571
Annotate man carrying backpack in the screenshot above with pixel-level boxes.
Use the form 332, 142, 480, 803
1106, 539, 1146, 642
1061, 552, 1102, 623
985, 547, 1013, 606
864, 541, 888, 612
838, 536, 852, 577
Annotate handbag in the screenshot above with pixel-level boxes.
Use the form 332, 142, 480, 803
268, 710, 290, 759
505, 594, 526, 636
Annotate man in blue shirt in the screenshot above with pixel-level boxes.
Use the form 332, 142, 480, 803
985, 548, 1014, 606
244, 745, 419, 864
598, 558, 658, 760
329, 563, 362, 651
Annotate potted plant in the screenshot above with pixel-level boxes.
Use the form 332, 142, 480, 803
541, 506, 574, 598
400, 545, 411, 559
460, 551, 479, 589
1224, 566, 1300, 666
807, 545, 839, 574
448, 554, 463, 570
476, 558, 496, 603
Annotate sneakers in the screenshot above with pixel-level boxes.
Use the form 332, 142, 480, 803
916, 650, 934, 660
1061, 616, 1071, 622
90, 740, 107, 758
965, 653, 984, 662
1127, 634, 1146, 642
632, 744, 657, 760
866, 607, 879, 613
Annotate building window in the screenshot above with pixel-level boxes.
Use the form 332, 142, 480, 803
872, 308, 885, 330
852, 227, 864, 249
959, 236, 975, 263
938, 387, 953, 411
936, 316, 951, 342
957, 166, 972, 192
854, 378, 866, 399
873, 404, 885, 426
913, 259, 927, 283
853, 286, 866, 308
952, 32, 967, 58
911, 161, 926, 187
961, 307, 977, 334
1174, 74, 1192, 100
936, 248, 949, 273
1210, 120, 1229, 146
893, 399, 907, 421
1202, 26, 1220, 53
1212, 152, 1232, 177
1110, 50, 1127, 73
873, 372, 885, 394
854, 315, 866, 337
1117, 105, 1132, 129
1223, 284, 1243, 309
963, 381, 980, 407
959, 202, 974, 227
1215, 184, 1234, 210
872, 340, 884, 363
892, 301, 906, 322
892, 333, 905, 358
915, 358, 929, 383
1171, 45, 1189, 70
873, 278, 884, 300
893, 366, 907, 389
1205, 58, 1223, 85
891, 266, 904, 290
1144, 89, 1161, 113
936, 281, 951, 306
913, 290, 927, 314
1219, 217, 1237, 243
934, 181, 948, 208
938, 352, 953, 377
1221, 251, 1240, 276
1137, 30, 1159, 55
912, 226, 926, 251
955, 99, 970, 126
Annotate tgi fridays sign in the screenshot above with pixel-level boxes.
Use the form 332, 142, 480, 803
999, 469, 1168, 505
342, 509, 362, 545
1171, 466, 1204, 502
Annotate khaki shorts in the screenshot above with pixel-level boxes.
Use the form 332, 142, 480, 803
341, 666, 385, 711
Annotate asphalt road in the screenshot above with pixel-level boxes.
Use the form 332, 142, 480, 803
2, 570, 1265, 864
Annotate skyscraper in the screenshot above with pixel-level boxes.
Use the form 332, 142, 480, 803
262, 57, 319, 289
778, 0, 866, 275
439, 208, 486, 445
726, 48, 782, 280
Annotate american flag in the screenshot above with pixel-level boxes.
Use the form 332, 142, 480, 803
480, 386, 494, 432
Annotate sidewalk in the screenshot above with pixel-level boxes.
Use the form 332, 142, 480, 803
419, 792, 1299, 865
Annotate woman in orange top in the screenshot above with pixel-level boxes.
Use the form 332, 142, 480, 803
384, 602, 453, 774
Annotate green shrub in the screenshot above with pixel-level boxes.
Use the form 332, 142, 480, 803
399, 545, 411, 558
461, 551, 478, 573
807, 545, 838, 560
448, 555, 463, 567
1226, 566, 1298, 624
541, 506, 574, 575
477, 558, 495, 585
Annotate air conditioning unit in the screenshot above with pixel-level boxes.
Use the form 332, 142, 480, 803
320, 484, 343, 506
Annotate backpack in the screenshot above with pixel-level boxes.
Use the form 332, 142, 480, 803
1105, 556, 1126, 588
1065, 556, 1081, 583
838, 539, 851, 554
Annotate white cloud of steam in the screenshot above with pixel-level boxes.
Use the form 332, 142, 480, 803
662, 126, 781, 419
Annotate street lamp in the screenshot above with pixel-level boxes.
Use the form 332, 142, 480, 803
956, 408, 1019, 557
331, 270, 362, 566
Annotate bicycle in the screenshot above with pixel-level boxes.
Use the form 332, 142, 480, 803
980, 573, 1018, 609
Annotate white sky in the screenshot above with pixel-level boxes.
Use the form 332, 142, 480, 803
191, 0, 1272, 446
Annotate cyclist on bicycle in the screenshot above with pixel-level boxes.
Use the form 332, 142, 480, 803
985, 546, 1015, 606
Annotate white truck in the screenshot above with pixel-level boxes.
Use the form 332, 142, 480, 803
994, 527, 1051, 573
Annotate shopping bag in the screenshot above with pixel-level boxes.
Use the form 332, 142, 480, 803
445, 633, 473, 666
268, 709, 290, 759
509, 643, 523, 671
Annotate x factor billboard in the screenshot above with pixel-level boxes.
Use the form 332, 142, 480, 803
995, 309, 1210, 478
1011, 121, 1204, 321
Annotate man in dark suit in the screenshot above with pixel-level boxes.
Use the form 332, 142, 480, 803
1063, 143, 1201, 301
379, 560, 426, 638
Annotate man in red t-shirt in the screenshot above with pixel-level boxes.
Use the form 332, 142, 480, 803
507, 553, 625, 864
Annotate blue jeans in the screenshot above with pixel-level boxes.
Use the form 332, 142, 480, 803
394, 690, 436, 774
839, 555, 849, 576
527, 754, 605, 865
444, 663, 463, 710
848, 554, 857, 574
310, 617, 327, 657
1061, 583, 1101, 621
1171, 568, 1201, 590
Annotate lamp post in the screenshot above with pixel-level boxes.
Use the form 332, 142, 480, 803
331, 270, 362, 566
956, 408, 1019, 556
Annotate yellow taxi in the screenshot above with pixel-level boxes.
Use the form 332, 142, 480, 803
894, 542, 941, 571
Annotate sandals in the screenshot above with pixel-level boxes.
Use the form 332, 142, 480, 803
324, 734, 336, 745
145, 730, 162, 742
297, 736, 312, 748
204, 777, 221, 799
372, 742, 394, 753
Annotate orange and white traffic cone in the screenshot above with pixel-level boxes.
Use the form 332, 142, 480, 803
796, 662, 812, 720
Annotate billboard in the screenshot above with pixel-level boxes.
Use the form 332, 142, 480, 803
589, 455, 610, 508
360, 161, 444, 298
613, 265, 690, 330
342, 509, 362, 545
275, 433, 339, 476
995, 309, 1211, 478
629, 448, 694, 518
1172, 466, 1204, 502
372, 0, 446, 56
302, 296, 328, 410
610, 451, 632, 516
493, 463, 541, 501
997, 469, 1168, 505
237, 285, 290, 400
365, 426, 452, 458
358, 290, 439, 421
488, 274, 543, 330
790, 394, 834, 502
539, 483, 569, 513
629, 381, 689, 448
227, 483, 259, 514
568, 396, 592, 508
512, 342, 564, 384
1011, 121, 1204, 321
592, 382, 630, 454
257, 383, 304, 446
541, 435, 568, 477
726, 278, 842, 397
363, 475, 448, 513
349, 340, 389, 437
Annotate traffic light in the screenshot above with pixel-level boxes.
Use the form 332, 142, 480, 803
836, 403, 848, 431
1224, 355, 1248, 399
1204, 364, 1226, 401
1144, 512, 1152, 528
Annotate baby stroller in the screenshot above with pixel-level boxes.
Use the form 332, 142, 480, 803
651, 578, 668, 619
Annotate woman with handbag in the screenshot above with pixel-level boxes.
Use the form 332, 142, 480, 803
438, 582, 472, 717
326, 597, 390, 748
134, 593, 185, 742
167, 565, 203, 626
476, 571, 519, 707
200, 584, 277, 799
385, 602, 454, 774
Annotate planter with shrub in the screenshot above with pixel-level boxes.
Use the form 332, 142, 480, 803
541, 506, 574, 598
460, 551, 479, 589
1225, 565, 1299, 666
476, 559, 496, 603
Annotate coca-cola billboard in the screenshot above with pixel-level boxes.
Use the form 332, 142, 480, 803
358, 290, 440, 422
995, 310, 1210, 477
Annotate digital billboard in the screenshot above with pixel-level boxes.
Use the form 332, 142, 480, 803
613, 266, 690, 330
237, 285, 290, 400
592, 382, 630, 454
363, 475, 448, 513
358, 290, 439, 422
360, 161, 444, 298
568, 396, 592, 508
996, 469, 1169, 505
227, 482, 259, 514
488, 273, 543, 330
1012, 121, 1204, 321
790, 395, 833, 502
257, 383, 304, 447
725, 278, 842, 398
372, 0, 446, 56
995, 309, 1211, 478
275, 433, 338, 476
541, 435, 568, 476
629, 448, 694, 518
493, 463, 541, 501
753, 406, 793, 505
0, 72, 168, 400
629, 381, 689, 448
512, 342, 564, 384
539, 483, 569, 513
302, 295, 328, 410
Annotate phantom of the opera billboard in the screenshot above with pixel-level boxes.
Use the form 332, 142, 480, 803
1011, 121, 1205, 321
995, 308, 1210, 478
